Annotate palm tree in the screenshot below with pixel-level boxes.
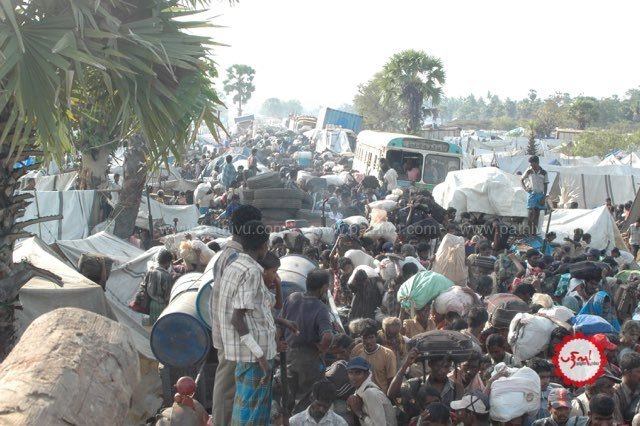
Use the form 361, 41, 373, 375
380, 50, 446, 134
0, 0, 224, 360
223, 64, 256, 116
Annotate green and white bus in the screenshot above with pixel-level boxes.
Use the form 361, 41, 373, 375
353, 130, 463, 190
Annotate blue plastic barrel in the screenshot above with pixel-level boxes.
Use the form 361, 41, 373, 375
150, 290, 211, 368
196, 279, 214, 329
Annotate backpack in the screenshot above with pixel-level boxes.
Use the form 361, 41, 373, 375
129, 272, 152, 314
615, 278, 640, 321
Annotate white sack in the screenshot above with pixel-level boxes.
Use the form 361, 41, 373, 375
432, 234, 468, 286
508, 313, 557, 364
434, 286, 481, 316
345, 249, 376, 269
364, 221, 397, 243
490, 364, 541, 422
368, 200, 398, 212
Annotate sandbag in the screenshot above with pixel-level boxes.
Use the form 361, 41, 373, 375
490, 365, 541, 422
345, 249, 376, 269
508, 313, 557, 364
486, 294, 530, 329
179, 239, 214, 268
432, 234, 468, 286
368, 199, 398, 212
408, 330, 474, 363
398, 270, 454, 311
434, 286, 481, 316
570, 314, 617, 335
364, 221, 397, 243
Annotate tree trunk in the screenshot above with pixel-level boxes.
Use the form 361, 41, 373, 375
0, 307, 140, 425
0, 145, 31, 361
111, 135, 148, 239
79, 145, 111, 190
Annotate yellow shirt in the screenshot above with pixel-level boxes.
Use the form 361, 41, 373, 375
351, 343, 397, 394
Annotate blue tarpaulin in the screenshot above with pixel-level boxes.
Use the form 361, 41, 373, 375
13, 156, 35, 169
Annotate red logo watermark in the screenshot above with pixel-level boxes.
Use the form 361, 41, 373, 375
552, 333, 606, 387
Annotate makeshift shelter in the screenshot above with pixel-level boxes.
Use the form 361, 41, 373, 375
544, 206, 626, 251
432, 167, 528, 217
32, 171, 78, 191
13, 237, 161, 422
545, 164, 640, 208
18, 190, 99, 244
137, 197, 199, 232
313, 129, 356, 154
54, 231, 144, 268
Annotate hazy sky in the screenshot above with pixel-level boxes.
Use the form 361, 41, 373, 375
205, 0, 640, 113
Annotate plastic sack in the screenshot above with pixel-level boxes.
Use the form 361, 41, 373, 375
570, 314, 617, 335
369, 208, 388, 225
538, 305, 575, 323
345, 249, 376, 269
531, 293, 554, 309
347, 265, 380, 284
342, 215, 369, 227
490, 365, 541, 422
397, 270, 454, 311
368, 199, 398, 212
364, 221, 397, 243
434, 286, 481, 316
300, 227, 335, 246
385, 194, 400, 202
508, 313, 557, 363
376, 258, 399, 281
432, 234, 468, 286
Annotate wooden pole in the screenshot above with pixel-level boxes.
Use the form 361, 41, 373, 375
0, 307, 140, 425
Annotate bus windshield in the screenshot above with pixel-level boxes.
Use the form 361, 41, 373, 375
424, 154, 461, 185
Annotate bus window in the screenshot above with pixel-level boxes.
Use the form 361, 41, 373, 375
424, 155, 461, 185
386, 150, 423, 182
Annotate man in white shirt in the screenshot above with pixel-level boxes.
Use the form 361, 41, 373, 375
381, 164, 398, 193
289, 381, 347, 426
521, 155, 549, 235
345, 357, 397, 426
612, 247, 636, 267
628, 217, 640, 259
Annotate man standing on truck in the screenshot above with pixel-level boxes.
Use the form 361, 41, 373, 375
521, 155, 549, 236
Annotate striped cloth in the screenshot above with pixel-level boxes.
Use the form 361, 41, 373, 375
149, 300, 167, 323
231, 360, 274, 426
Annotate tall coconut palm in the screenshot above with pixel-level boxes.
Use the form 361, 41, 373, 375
0, 0, 225, 360
380, 50, 446, 134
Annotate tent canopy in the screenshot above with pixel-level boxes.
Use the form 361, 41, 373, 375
545, 206, 626, 251
54, 231, 144, 268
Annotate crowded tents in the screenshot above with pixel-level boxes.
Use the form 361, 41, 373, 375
6, 121, 640, 426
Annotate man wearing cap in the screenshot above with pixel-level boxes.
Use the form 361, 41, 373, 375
532, 388, 588, 426
521, 155, 549, 236
345, 357, 397, 426
450, 390, 491, 426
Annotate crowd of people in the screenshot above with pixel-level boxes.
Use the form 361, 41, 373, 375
142, 139, 640, 426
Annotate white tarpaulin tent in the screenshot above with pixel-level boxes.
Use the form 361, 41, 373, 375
433, 167, 528, 217
33, 171, 78, 191
55, 231, 144, 268
137, 197, 199, 232
545, 164, 640, 208
545, 206, 626, 251
13, 236, 154, 359
17, 190, 98, 244
106, 246, 164, 328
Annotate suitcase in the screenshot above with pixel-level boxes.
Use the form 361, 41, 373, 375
486, 293, 530, 329
408, 330, 474, 363
568, 261, 601, 280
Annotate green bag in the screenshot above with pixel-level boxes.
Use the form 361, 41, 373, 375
398, 270, 453, 311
